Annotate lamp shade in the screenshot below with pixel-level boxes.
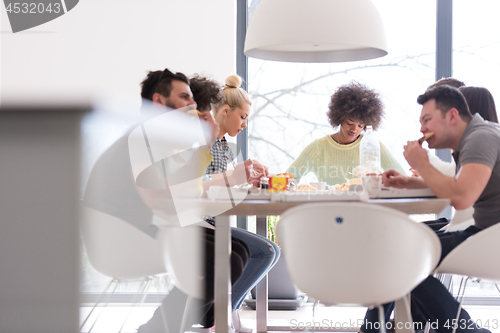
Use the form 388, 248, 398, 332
244, 0, 388, 63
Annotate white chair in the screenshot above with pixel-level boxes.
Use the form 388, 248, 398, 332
79, 205, 167, 333
157, 225, 207, 332
276, 202, 441, 333
433, 222, 500, 333
435, 212, 473, 295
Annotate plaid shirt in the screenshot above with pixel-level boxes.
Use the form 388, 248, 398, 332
206, 137, 236, 175
204, 137, 236, 225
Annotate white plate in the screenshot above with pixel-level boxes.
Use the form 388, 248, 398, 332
369, 187, 436, 199
207, 186, 249, 201
272, 190, 368, 202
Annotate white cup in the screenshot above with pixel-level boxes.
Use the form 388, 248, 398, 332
309, 181, 327, 191
362, 175, 382, 194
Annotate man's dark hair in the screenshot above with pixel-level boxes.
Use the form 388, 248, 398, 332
189, 75, 223, 112
427, 77, 465, 90
327, 81, 384, 130
417, 85, 472, 121
140, 69, 189, 101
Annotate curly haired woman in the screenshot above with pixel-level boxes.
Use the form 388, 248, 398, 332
286, 81, 405, 185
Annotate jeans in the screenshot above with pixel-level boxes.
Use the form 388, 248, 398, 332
361, 226, 483, 333
231, 227, 281, 310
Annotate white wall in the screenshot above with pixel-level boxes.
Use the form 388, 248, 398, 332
0, 2, 237, 331
0, 0, 237, 107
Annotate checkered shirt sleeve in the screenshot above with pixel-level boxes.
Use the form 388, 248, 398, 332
203, 137, 235, 225
205, 137, 235, 175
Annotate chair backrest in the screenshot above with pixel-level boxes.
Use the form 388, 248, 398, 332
436, 221, 500, 281
276, 202, 441, 306
80, 205, 166, 280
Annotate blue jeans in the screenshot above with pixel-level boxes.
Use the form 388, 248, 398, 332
361, 226, 483, 333
231, 227, 281, 310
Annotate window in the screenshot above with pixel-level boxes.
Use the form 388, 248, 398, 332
245, 0, 500, 305
247, 0, 436, 177
452, 0, 500, 302
453, 0, 500, 111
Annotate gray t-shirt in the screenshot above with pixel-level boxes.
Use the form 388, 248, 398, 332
452, 114, 500, 229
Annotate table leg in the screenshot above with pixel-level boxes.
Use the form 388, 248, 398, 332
256, 216, 268, 333
215, 215, 231, 333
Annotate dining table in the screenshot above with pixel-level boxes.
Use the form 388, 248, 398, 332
159, 189, 451, 333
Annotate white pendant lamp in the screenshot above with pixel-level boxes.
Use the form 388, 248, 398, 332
244, 0, 388, 63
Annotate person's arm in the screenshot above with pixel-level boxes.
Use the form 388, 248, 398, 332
382, 169, 428, 189
251, 159, 269, 177
202, 159, 255, 192
416, 162, 491, 209
404, 140, 492, 210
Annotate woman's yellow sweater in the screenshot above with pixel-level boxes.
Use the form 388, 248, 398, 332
286, 134, 405, 185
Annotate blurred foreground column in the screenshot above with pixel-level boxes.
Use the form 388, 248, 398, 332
0, 104, 90, 333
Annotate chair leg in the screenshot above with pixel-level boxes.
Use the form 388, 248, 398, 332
423, 321, 431, 333
179, 295, 193, 333
80, 278, 117, 331
451, 277, 469, 333
85, 279, 120, 333
118, 276, 155, 333
454, 277, 466, 301
441, 274, 453, 292
377, 304, 387, 333
394, 294, 415, 333
310, 300, 319, 332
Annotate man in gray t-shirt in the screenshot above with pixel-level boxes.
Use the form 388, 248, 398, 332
361, 85, 498, 333
383, 88, 500, 231
452, 114, 500, 229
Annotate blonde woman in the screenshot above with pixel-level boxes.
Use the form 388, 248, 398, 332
203, 75, 279, 333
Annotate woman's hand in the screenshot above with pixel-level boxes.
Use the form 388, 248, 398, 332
230, 159, 254, 186
247, 159, 268, 187
250, 159, 269, 177
230, 159, 268, 187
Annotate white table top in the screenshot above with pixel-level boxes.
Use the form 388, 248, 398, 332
157, 196, 451, 221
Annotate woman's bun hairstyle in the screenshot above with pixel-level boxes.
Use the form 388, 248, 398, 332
224, 75, 242, 89
213, 74, 251, 116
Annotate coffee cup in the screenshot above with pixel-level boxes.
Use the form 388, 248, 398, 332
309, 181, 327, 191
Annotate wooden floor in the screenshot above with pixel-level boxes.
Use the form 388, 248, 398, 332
79, 303, 500, 333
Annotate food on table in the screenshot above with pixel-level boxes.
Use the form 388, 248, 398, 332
295, 184, 317, 192
333, 183, 350, 191
418, 132, 434, 145
346, 178, 362, 185
268, 176, 289, 192
276, 172, 294, 179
